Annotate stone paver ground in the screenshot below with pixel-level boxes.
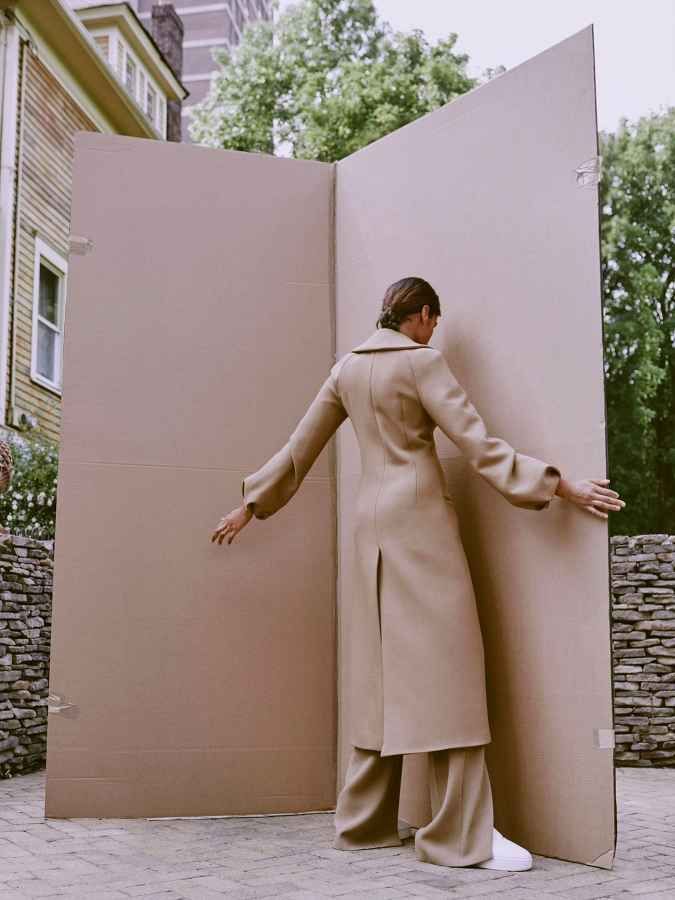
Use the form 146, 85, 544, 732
0, 767, 673, 899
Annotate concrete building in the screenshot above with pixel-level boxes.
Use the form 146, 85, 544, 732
135, 1, 274, 142
0, 0, 186, 441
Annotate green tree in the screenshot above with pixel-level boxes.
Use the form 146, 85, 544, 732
188, 0, 480, 161
600, 109, 675, 534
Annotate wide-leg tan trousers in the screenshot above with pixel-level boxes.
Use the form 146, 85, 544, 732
333, 744, 494, 867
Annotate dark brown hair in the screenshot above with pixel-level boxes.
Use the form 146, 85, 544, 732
376, 277, 441, 331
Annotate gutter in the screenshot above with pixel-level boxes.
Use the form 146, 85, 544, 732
0, 10, 19, 431
7, 25, 26, 430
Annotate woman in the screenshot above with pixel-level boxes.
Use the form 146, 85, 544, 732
211, 277, 624, 871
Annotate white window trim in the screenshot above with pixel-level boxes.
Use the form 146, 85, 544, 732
31, 238, 67, 396
113, 30, 123, 78
89, 26, 116, 66
102, 29, 166, 136
158, 95, 167, 139
139, 67, 146, 106
124, 49, 138, 97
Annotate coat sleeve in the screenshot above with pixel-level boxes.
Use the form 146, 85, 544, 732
409, 348, 561, 510
241, 361, 348, 519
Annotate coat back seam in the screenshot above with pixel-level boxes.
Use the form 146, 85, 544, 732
368, 353, 385, 548
398, 363, 418, 505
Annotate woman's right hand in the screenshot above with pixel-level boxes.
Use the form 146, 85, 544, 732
210, 504, 254, 545
555, 477, 625, 519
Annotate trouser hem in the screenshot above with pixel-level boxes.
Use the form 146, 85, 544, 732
333, 835, 403, 851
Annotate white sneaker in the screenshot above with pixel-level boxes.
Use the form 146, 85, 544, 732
472, 828, 533, 871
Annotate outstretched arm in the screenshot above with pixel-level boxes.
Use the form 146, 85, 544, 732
211, 361, 347, 544
241, 362, 347, 518
409, 347, 561, 510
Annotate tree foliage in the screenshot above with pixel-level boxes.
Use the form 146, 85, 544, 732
188, 0, 482, 161
600, 109, 675, 534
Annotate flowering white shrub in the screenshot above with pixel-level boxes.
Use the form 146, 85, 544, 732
0, 431, 57, 540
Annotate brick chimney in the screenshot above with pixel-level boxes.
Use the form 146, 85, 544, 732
149, 3, 184, 142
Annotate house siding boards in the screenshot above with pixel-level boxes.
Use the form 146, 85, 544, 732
0, 2, 182, 445
9, 46, 98, 441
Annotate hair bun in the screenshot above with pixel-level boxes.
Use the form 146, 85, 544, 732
377, 308, 400, 330
376, 276, 440, 331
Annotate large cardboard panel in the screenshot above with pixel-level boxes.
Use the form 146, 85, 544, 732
46, 135, 337, 816
335, 26, 614, 866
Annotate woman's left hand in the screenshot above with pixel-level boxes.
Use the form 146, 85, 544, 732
211, 504, 253, 545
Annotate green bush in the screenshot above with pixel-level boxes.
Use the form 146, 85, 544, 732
0, 431, 58, 541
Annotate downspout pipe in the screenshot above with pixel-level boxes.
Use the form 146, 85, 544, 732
0, 11, 20, 434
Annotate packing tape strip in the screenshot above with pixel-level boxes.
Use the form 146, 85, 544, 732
69, 235, 94, 256
594, 727, 615, 749
575, 155, 602, 187
47, 692, 80, 718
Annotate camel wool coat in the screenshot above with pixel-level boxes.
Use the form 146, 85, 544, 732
242, 327, 561, 756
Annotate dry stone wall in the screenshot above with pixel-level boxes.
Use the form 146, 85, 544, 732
0, 531, 674, 776
612, 534, 675, 766
0, 534, 53, 777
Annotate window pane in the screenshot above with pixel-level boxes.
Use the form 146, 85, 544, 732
37, 321, 56, 381
94, 34, 109, 61
125, 55, 136, 95
146, 85, 156, 121
38, 263, 59, 324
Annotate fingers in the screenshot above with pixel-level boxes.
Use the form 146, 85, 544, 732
590, 490, 625, 510
210, 517, 226, 541
221, 524, 237, 545
211, 519, 238, 545
585, 497, 624, 518
588, 478, 620, 497
592, 498, 623, 512
586, 478, 627, 510
594, 487, 620, 499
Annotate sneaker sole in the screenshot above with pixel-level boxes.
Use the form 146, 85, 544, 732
474, 857, 533, 871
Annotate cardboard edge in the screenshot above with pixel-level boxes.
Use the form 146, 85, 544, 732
588, 847, 615, 870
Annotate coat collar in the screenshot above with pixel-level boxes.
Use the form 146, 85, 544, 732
351, 327, 429, 353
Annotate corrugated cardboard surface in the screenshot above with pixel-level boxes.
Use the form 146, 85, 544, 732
48, 25, 614, 868
335, 25, 614, 866
46, 135, 338, 817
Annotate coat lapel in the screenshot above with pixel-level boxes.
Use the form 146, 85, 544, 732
351, 327, 430, 353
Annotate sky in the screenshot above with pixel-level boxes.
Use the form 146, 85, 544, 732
277, 0, 675, 135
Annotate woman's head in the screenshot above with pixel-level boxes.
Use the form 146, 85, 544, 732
376, 277, 441, 344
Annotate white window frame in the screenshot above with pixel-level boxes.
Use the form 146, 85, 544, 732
31, 238, 66, 395
89, 26, 115, 66
114, 32, 125, 80
139, 68, 146, 111
125, 51, 137, 97
158, 95, 166, 138
89, 26, 169, 139
146, 81, 156, 123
